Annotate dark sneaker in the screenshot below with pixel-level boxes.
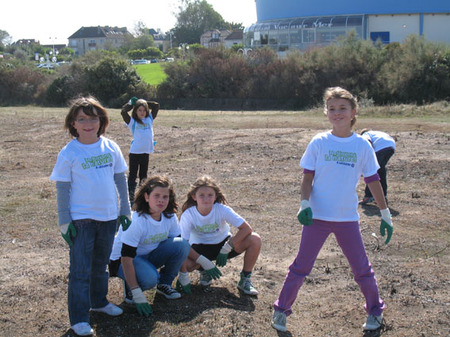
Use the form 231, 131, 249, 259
359, 196, 374, 205
363, 314, 383, 330
237, 272, 258, 295
156, 284, 181, 299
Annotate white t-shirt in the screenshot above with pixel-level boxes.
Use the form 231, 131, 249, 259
50, 136, 128, 222
179, 203, 244, 245
127, 116, 154, 154
110, 212, 180, 260
362, 130, 396, 152
300, 131, 379, 222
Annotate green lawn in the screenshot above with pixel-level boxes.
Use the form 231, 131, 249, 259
133, 63, 167, 86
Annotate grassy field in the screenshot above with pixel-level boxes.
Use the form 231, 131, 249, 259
133, 63, 167, 86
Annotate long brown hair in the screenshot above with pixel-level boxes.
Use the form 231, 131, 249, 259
131, 99, 149, 125
64, 96, 109, 137
133, 175, 178, 218
181, 175, 228, 213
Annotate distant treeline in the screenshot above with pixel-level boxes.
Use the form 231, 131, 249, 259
1, 33, 449, 109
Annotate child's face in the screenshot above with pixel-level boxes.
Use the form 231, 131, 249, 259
326, 98, 356, 130
72, 109, 100, 144
193, 186, 216, 211
136, 106, 147, 119
145, 186, 170, 219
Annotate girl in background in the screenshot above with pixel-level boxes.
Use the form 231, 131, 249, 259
50, 96, 130, 336
121, 97, 159, 204
177, 175, 261, 296
272, 87, 393, 333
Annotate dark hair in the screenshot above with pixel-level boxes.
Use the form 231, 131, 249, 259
131, 99, 149, 125
323, 87, 358, 127
133, 175, 178, 218
64, 96, 109, 137
181, 175, 228, 213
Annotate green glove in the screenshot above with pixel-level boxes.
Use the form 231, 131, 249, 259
205, 266, 222, 280
216, 241, 233, 267
60, 222, 76, 247
380, 209, 393, 244
119, 215, 132, 231
196, 255, 222, 280
131, 288, 152, 317
297, 200, 313, 226
128, 97, 138, 106
176, 279, 192, 294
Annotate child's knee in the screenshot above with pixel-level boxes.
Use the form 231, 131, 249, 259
139, 272, 160, 290
250, 232, 262, 248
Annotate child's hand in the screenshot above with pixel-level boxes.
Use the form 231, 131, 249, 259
196, 255, 222, 280
297, 200, 313, 226
128, 97, 138, 106
380, 209, 393, 244
216, 241, 233, 267
60, 222, 76, 247
131, 288, 152, 317
119, 215, 132, 231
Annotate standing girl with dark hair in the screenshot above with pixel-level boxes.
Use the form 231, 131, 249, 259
50, 96, 130, 336
121, 97, 159, 204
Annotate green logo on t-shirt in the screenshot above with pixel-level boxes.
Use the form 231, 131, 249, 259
82, 153, 113, 169
325, 150, 356, 163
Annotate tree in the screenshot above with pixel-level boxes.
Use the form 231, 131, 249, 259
173, 0, 226, 44
0, 29, 11, 47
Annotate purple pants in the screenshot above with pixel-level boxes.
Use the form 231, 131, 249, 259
274, 220, 385, 316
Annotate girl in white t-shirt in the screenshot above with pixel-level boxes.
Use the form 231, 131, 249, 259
121, 97, 159, 205
177, 175, 262, 296
109, 175, 190, 317
50, 96, 131, 337
272, 87, 394, 333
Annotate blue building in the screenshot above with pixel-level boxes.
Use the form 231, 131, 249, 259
244, 0, 450, 53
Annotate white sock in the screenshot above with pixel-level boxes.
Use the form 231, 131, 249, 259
178, 272, 191, 286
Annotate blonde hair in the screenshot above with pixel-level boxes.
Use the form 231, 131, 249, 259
181, 175, 228, 213
323, 87, 358, 127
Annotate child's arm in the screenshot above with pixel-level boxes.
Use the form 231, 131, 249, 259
367, 180, 393, 244
367, 180, 387, 209
114, 172, 132, 230
56, 181, 77, 246
298, 172, 314, 226
120, 103, 132, 124
121, 247, 153, 316
216, 221, 252, 267
147, 101, 159, 119
229, 221, 252, 249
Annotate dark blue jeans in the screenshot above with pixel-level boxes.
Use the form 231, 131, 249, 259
365, 147, 395, 198
68, 218, 117, 325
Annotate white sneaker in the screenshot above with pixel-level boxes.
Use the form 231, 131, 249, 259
272, 310, 287, 332
71, 322, 93, 336
91, 302, 123, 316
363, 314, 383, 330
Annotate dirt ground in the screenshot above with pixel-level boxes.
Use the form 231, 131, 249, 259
0, 107, 449, 337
